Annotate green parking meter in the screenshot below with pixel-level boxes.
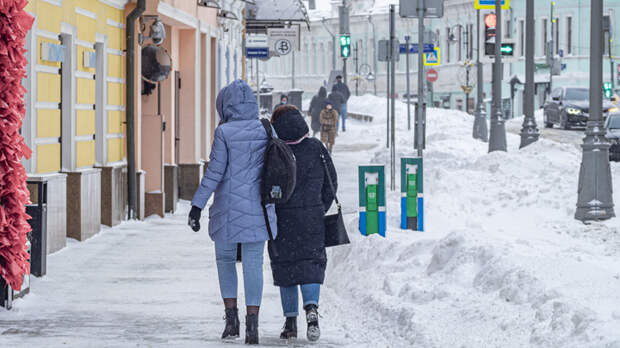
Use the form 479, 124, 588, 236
401, 158, 423, 231
358, 165, 386, 237
406, 164, 418, 219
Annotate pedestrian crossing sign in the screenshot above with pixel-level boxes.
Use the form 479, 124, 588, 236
475, 0, 509, 10
424, 48, 440, 66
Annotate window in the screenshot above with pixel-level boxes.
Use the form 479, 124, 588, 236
542, 18, 548, 56
446, 27, 451, 63
567, 17, 572, 55
457, 26, 462, 61
553, 18, 559, 55
604, 15, 611, 55
505, 17, 512, 39
519, 19, 525, 57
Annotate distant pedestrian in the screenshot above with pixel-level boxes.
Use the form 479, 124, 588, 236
308, 87, 327, 137
332, 75, 351, 132
273, 94, 289, 112
269, 105, 338, 343
188, 80, 277, 345
320, 101, 338, 154
327, 89, 345, 132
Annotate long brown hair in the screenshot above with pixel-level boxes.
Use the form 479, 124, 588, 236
271, 104, 298, 123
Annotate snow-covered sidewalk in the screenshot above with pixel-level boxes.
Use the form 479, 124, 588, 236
0, 203, 372, 347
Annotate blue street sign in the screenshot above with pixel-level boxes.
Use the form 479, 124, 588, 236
404, 35, 411, 41
245, 47, 269, 59
399, 43, 435, 54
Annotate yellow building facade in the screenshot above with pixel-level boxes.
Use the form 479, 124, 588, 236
22, 0, 129, 253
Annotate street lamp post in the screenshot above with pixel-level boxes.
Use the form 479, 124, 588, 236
488, 0, 507, 152
473, 9, 488, 142
575, 0, 615, 222
519, 0, 539, 148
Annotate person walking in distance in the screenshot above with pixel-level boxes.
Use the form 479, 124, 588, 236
274, 94, 289, 112
187, 80, 277, 345
308, 86, 327, 137
320, 101, 338, 154
332, 75, 351, 132
269, 105, 338, 343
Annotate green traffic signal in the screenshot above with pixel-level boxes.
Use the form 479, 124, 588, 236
500, 43, 514, 55
340, 34, 351, 58
604, 82, 613, 99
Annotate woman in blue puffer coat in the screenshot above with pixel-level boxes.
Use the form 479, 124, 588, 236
188, 80, 277, 345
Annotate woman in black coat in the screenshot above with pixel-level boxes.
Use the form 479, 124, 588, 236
308, 87, 327, 136
269, 105, 338, 343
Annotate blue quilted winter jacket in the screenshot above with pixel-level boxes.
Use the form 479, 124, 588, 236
191, 80, 277, 243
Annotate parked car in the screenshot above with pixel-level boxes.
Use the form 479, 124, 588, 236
605, 112, 620, 161
543, 87, 619, 129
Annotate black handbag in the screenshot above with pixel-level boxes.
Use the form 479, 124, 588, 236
321, 153, 350, 248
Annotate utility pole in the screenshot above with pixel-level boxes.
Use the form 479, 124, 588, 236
609, 10, 615, 90
519, 0, 539, 148
488, 0, 507, 152
386, 59, 390, 149
575, 0, 615, 222
369, 15, 378, 95
405, 35, 411, 130
354, 41, 359, 96
549, 2, 555, 98
390, 4, 396, 191
415, 0, 426, 158
292, 50, 295, 89
473, 9, 488, 142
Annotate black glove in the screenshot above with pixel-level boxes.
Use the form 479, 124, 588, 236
188, 206, 202, 232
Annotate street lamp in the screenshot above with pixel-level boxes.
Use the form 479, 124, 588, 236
519, 0, 540, 148
575, 0, 615, 222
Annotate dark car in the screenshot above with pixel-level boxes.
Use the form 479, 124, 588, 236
605, 112, 620, 161
543, 87, 618, 129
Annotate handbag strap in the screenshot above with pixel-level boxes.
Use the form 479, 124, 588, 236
320, 153, 340, 210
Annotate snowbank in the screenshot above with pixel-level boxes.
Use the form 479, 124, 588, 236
326, 94, 620, 347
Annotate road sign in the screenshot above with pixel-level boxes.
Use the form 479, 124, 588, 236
399, 0, 444, 18
399, 43, 435, 54
267, 27, 299, 56
245, 47, 269, 59
246, 34, 269, 59
424, 47, 440, 66
378, 39, 400, 62
475, 0, 509, 10
426, 68, 438, 82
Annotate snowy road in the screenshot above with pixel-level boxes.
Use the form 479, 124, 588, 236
2, 95, 620, 347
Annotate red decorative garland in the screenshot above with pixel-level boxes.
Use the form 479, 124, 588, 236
0, 0, 34, 291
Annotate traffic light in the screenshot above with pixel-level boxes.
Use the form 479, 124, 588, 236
484, 13, 496, 42
485, 43, 515, 56
340, 34, 351, 58
604, 82, 613, 99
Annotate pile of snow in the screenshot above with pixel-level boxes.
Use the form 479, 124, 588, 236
325, 94, 620, 347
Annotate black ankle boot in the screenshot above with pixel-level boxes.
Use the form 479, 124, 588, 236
304, 304, 320, 342
280, 317, 297, 340
222, 308, 240, 340
245, 313, 259, 344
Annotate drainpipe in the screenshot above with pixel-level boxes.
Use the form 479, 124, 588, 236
126, 0, 145, 220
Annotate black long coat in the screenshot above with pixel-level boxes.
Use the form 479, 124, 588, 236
328, 90, 345, 112
308, 87, 327, 133
269, 110, 338, 287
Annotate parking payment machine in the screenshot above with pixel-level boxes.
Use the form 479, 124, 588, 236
359, 165, 386, 237
401, 157, 423, 231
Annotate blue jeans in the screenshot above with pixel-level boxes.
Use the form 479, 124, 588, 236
279, 284, 321, 317
215, 241, 265, 307
338, 104, 347, 131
